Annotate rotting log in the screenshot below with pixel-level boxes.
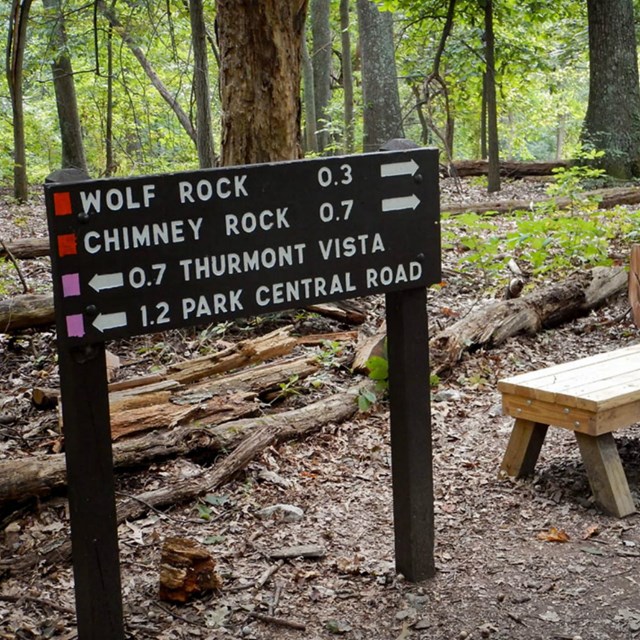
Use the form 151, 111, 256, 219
352, 322, 387, 374
0, 237, 49, 259
3, 385, 363, 574
447, 159, 569, 178
0, 294, 54, 331
431, 266, 628, 372
442, 186, 640, 217
166, 326, 297, 384
4, 356, 322, 508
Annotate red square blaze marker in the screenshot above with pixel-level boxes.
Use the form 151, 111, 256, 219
57, 233, 78, 257
53, 191, 72, 216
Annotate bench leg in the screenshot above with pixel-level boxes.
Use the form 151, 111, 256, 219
500, 418, 549, 478
575, 432, 636, 518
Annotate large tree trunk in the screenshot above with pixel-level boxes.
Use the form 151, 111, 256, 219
216, 0, 308, 165
582, 0, 640, 179
189, 0, 216, 167
356, 0, 404, 151
311, 0, 332, 153
431, 266, 628, 371
43, 0, 88, 172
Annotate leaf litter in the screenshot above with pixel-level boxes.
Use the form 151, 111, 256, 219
1, 180, 640, 638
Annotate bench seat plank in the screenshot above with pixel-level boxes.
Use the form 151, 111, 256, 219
498, 344, 640, 415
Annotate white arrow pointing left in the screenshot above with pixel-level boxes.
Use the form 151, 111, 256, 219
93, 311, 127, 332
89, 272, 124, 293
380, 158, 419, 178
381, 194, 421, 212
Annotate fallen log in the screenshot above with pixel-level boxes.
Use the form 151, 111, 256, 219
1, 355, 322, 508
442, 186, 640, 217
3, 385, 362, 574
448, 159, 569, 178
0, 237, 49, 259
430, 266, 628, 371
166, 326, 297, 384
0, 294, 54, 331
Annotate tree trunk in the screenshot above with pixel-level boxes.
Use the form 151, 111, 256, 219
189, 0, 216, 167
301, 35, 318, 153
6, 0, 32, 202
340, 0, 354, 154
43, 0, 88, 173
311, 0, 332, 153
582, 0, 640, 179
216, 0, 309, 165
356, 0, 404, 151
431, 266, 627, 371
483, 0, 500, 192
105, 12, 115, 176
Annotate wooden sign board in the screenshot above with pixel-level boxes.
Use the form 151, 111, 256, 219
45, 148, 440, 639
45, 151, 439, 345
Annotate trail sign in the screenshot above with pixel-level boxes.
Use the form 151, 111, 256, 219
45, 150, 440, 345
45, 147, 439, 640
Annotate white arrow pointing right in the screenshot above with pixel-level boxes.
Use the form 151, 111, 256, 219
93, 311, 128, 332
380, 158, 419, 178
381, 194, 421, 212
89, 272, 124, 293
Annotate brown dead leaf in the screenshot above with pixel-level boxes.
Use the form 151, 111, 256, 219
536, 527, 570, 543
582, 524, 600, 540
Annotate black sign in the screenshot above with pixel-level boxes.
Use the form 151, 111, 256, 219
45, 149, 439, 345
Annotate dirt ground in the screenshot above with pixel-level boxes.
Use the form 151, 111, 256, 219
1, 178, 640, 639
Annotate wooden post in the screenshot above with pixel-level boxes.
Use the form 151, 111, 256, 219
48, 169, 125, 639
385, 287, 435, 581
58, 344, 125, 639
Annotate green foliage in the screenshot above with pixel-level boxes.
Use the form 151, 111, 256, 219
443, 154, 634, 280
315, 340, 344, 369
275, 374, 302, 400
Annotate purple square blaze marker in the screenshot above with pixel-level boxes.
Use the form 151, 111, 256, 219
62, 273, 81, 297
66, 314, 85, 338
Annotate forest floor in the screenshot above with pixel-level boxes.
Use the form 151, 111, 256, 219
1, 176, 640, 640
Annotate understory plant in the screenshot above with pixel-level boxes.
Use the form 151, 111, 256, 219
442, 150, 637, 283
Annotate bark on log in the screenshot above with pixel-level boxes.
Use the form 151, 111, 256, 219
0, 294, 54, 331
306, 301, 367, 324
166, 326, 297, 384
352, 322, 387, 374
447, 159, 569, 178
442, 186, 640, 217
3, 385, 362, 574
0, 238, 49, 259
431, 266, 628, 371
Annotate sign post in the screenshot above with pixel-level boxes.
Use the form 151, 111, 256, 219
45, 148, 440, 635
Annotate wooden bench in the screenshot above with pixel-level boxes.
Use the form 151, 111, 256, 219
498, 344, 640, 517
